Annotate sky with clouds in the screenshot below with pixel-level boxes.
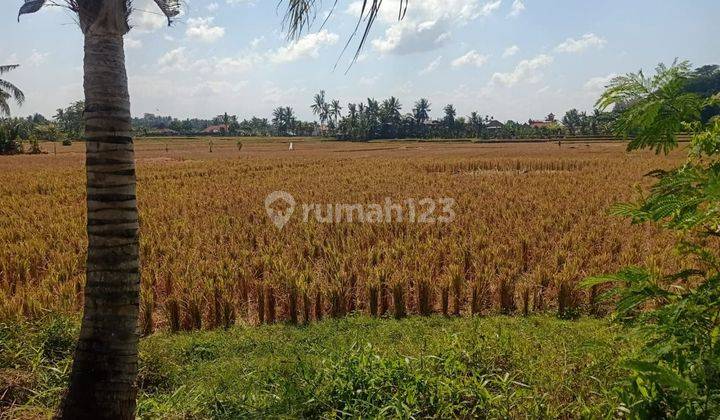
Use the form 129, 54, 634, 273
2, 0, 719, 121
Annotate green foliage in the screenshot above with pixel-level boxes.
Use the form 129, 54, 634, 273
3, 315, 639, 418
597, 61, 707, 154
53, 101, 84, 140
0, 64, 25, 117
0, 118, 29, 154
586, 62, 720, 417
0, 316, 77, 415
33, 123, 64, 142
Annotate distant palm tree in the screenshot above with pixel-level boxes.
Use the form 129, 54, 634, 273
0, 65, 24, 116
413, 98, 431, 124
382, 96, 402, 121
273, 106, 297, 135
330, 99, 343, 123
311, 90, 329, 134
347, 103, 358, 121
443, 104, 457, 137
18, 0, 408, 418
443, 104, 457, 122
468, 111, 484, 138
311, 90, 327, 121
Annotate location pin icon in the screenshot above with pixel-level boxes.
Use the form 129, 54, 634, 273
265, 191, 296, 230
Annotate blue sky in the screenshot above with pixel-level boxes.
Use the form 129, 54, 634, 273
2, 0, 719, 122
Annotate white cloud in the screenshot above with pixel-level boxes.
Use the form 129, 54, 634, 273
214, 55, 259, 74
419, 56, 443, 75
584, 73, 617, 92
158, 47, 189, 69
481, 0, 503, 16
27, 50, 49, 66
158, 47, 260, 75
556, 33, 607, 53
130, 0, 167, 32
346, 0, 500, 23
491, 54, 554, 87
125, 37, 143, 49
262, 83, 307, 106
268, 30, 339, 63
502, 45, 519, 58
207, 2, 219, 12
347, 0, 502, 55
190, 80, 249, 97
452, 50, 489, 68
250, 36, 265, 49
186, 17, 226, 43
508, 0, 525, 17
359, 75, 380, 86
372, 20, 452, 55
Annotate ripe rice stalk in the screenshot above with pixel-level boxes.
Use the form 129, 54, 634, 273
0, 142, 683, 329
368, 285, 379, 317
499, 276, 516, 315
417, 279, 431, 316
392, 283, 406, 320
314, 289, 323, 322
222, 297, 236, 330
289, 284, 299, 325
165, 297, 181, 333
266, 285, 276, 324
257, 285, 265, 325
185, 297, 203, 331
302, 291, 311, 324
521, 284, 531, 317
140, 291, 154, 337
441, 286, 449, 316
450, 264, 464, 316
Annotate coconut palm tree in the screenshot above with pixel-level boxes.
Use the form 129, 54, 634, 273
443, 104, 457, 136
468, 111, 485, 138
382, 96, 402, 121
380, 97, 402, 138
18, 0, 408, 418
412, 98, 432, 138
413, 98, 431, 124
311, 90, 327, 121
330, 99, 343, 123
0, 64, 24, 117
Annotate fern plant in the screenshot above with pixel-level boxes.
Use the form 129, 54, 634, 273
584, 62, 720, 418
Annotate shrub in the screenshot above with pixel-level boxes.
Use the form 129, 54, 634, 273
585, 62, 720, 417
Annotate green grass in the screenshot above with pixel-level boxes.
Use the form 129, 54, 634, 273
1, 316, 640, 418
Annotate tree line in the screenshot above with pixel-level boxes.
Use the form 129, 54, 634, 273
2, 64, 719, 154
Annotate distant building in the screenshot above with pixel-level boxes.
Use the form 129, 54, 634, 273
202, 124, 228, 134
486, 120, 504, 130
528, 115, 559, 129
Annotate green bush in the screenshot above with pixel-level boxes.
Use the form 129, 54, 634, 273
586, 61, 720, 418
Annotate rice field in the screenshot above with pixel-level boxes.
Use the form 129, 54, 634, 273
0, 138, 684, 329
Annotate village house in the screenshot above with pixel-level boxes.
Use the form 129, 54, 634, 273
528, 113, 558, 129
202, 124, 229, 134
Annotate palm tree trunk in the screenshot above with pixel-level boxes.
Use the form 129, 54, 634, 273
61, 32, 140, 420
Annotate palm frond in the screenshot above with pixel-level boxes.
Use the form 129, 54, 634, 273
0, 65, 20, 76
152, 0, 181, 24
282, 0, 408, 65
17, 0, 47, 21
0, 91, 11, 117
0, 79, 25, 106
